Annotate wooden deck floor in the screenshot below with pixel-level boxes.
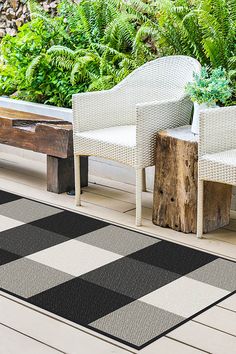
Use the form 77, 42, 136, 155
0, 152, 236, 354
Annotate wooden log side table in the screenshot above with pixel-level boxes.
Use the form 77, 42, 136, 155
152, 126, 232, 234
0, 107, 88, 193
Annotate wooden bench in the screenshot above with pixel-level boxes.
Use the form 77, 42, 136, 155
0, 107, 88, 193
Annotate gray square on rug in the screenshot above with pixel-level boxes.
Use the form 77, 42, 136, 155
89, 300, 185, 347
81, 256, 180, 298
187, 258, 236, 292
0, 224, 68, 256
0, 198, 62, 223
77, 225, 160, 256
0, 258, 74, 298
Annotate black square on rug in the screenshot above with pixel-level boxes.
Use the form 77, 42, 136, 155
0, 190, 235, 350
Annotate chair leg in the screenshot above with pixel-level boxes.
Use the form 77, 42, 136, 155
197, 179, 204, 238
142, 168, 146, 192
75, 154, 81, 206
136, 168, 143, 226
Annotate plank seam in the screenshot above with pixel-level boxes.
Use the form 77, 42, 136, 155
165, 335, 211, 354
0, 322, 66, 354
192, 319, 236, 338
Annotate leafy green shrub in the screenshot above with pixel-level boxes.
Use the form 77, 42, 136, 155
0, 0, 235, 107
185, 67, 232, 105
154, 0, 236, 104
122, 0, 236, 104
156, 0, 235, 68
0, 0, 159, 107
0, 11, 75, 106
0, 62, 17, 96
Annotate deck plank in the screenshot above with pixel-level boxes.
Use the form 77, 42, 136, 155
0, 323, 62, 354
194, 305, 236, 336
140, 336, 206, 354
218, 294, 236, 313
0, 294, 133, 354
168, 321, 236, 354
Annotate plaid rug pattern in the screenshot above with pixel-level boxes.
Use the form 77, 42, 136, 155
0, 190, 236, 349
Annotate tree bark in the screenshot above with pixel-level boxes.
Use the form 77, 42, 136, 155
152, 126, 232, 234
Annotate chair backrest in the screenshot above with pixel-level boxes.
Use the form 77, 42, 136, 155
199, 106, 236, 156
113, 55, 201, 103
73, 55, 201, 133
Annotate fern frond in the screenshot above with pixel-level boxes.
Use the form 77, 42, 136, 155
133, 24, 159, 55
70, 55, 95, 85
54, 58, 74, 70
47, 45, 76, 60
94, 43, 128, 59
70, 62, 82, 85
104, 13, 136, 51
123, 0, 157, 24
229, 56, 236, 69
26, 54, 44, 83
227, 0, 236, 22
87, 75, 114, 91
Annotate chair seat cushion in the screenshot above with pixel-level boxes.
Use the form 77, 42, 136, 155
201, 149, 236, 166
199, 149, 236, 185
76, 125, 136, 147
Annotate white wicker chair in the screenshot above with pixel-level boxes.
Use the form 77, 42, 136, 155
197, 106, 236, 238
73, 55, 201, 226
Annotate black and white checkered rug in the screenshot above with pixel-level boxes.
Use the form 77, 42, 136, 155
0, 190, 236, 349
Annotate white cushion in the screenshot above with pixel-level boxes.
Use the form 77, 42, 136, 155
201, 149, 236, 167
77, 125, 136, 147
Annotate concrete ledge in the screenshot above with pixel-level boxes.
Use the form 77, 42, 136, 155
0, 97, 72, 122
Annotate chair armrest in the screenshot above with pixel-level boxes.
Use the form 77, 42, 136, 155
136, 95, 193, 168
199, 106, 236, 157
72, 90, 136, 133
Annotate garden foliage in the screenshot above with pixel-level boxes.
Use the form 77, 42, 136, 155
0, 0, 235, 107
185, 67, 232, 105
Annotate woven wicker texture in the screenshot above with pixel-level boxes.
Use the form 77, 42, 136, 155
73, 55, 201, 225
197, 106, 236, 237
199, 107, 236, 185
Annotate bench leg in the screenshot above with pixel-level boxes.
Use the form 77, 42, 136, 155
47, 156, 88, 194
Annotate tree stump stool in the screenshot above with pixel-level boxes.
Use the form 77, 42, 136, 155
152, 126, 232, 234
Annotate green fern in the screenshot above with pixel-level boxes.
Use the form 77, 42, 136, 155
104, 14, 137, 51
70, 55, 96, 85
87, 75, 114, 91
157, 0, 235, 69
2, 0, 235, 107
26, 54, 44, 83
47, 45, 77, 60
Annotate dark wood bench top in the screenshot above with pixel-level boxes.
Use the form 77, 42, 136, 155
0, 108, 73, 158
0, 107, 63, 122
